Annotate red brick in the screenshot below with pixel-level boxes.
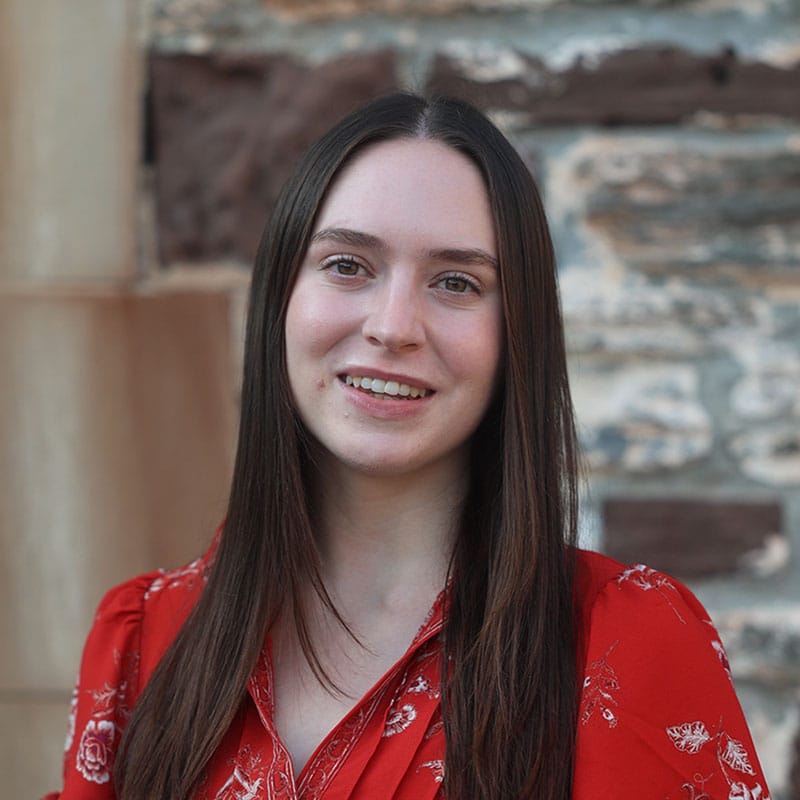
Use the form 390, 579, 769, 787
150, 51, 398, 264
602, 497, 785, 579
427, 46, 800, 125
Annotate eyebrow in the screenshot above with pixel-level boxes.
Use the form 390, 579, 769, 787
311, 227, 385, 251
310, 227, 498, 270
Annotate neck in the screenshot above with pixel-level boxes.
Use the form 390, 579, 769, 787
311, 455, 467, 608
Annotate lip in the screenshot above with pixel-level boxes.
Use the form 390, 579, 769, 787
338, 367, 434, 392
337, 368, 434, 420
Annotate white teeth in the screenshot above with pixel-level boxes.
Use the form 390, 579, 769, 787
343, 375, 428, 399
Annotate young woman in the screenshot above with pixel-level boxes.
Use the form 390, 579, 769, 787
47, 93, 769, 800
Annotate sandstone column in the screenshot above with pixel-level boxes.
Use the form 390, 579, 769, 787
0, 2, 238, 795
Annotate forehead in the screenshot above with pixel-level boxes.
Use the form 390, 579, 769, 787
313, 138, 496, 255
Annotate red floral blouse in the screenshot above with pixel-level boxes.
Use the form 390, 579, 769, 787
44, 546, 770, 799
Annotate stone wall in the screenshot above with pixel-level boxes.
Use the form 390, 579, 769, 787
4, 0, 798, 795
143, 0, 800, 794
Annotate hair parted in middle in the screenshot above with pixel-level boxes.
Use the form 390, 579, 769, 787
115, 91, 580, 800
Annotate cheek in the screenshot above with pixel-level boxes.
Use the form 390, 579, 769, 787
452, 307, 503, 388
284, 290, 317, 393
285, 285, 327, 359
285, 284, 354, 380
285, 281, 315, 342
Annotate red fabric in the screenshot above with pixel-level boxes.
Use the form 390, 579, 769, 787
45, 548, 770, 799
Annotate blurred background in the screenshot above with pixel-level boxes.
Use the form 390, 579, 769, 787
1, 0, 798, 795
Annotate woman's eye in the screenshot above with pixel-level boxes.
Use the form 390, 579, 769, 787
439, 274, 479, 294
323, 257, 364, 277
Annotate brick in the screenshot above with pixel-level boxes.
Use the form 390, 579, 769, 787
602, 497, 785, 579
150, 51, 398, 264
427, 45, 800, 125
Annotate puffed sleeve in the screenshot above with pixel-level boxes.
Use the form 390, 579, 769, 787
573, 564, 770, 800
42, 571, 160, 800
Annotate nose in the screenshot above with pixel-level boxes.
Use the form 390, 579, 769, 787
361, 276, 426, 352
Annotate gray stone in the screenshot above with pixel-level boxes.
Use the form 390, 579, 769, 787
151, 0, 791, 25
549, 131, 800, 395
729, 424, 800, 487
730, 684, 799, 800
560, 266, 751, 358
730, 340, 800, 422
571, 364, 713, 473
714, 606, 800, 687
557, 137, 800, 280
792, 722, 800, 800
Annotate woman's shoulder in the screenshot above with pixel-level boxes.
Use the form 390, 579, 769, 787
574, 548, 629, 607
93, 550, 210, 628
98, 549, 212, 677
572, 549, 769, 798
74, 555, 208, 684
46, 550, 213, 798
574, 548, 712, 627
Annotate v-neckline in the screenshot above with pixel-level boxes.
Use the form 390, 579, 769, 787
246, 587, 447, 793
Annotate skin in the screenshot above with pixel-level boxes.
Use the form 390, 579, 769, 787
275, 137, 503, 778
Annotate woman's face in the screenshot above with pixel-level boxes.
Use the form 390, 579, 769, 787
285, 137, 503, 480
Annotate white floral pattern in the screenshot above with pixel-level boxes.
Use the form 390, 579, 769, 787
55, 549, 767, 799
243, 594, 446, 799
76, 719, 115, 784
144, 556, 207, 599
418, 759, 445, 784
580, 641, 620, 728
407, 674, 439, 699
617, 564, 686, 623
665, 719, 769, 800
711, 639, 733, 681
73, 648, 138, 787
720, 732, 756, 776
425, 720, 443, 740
213, 748, 267, 800
729, 781, 769, 800
666, 721, 711, 754
384, 704, 418, 737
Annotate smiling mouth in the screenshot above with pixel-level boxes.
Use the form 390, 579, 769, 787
342, 374, 431, 400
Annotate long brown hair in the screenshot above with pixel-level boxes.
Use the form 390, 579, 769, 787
115, 92, 579, 799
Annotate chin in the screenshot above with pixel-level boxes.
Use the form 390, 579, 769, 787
337, 444, 469, 482
340, 453, 422, 478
